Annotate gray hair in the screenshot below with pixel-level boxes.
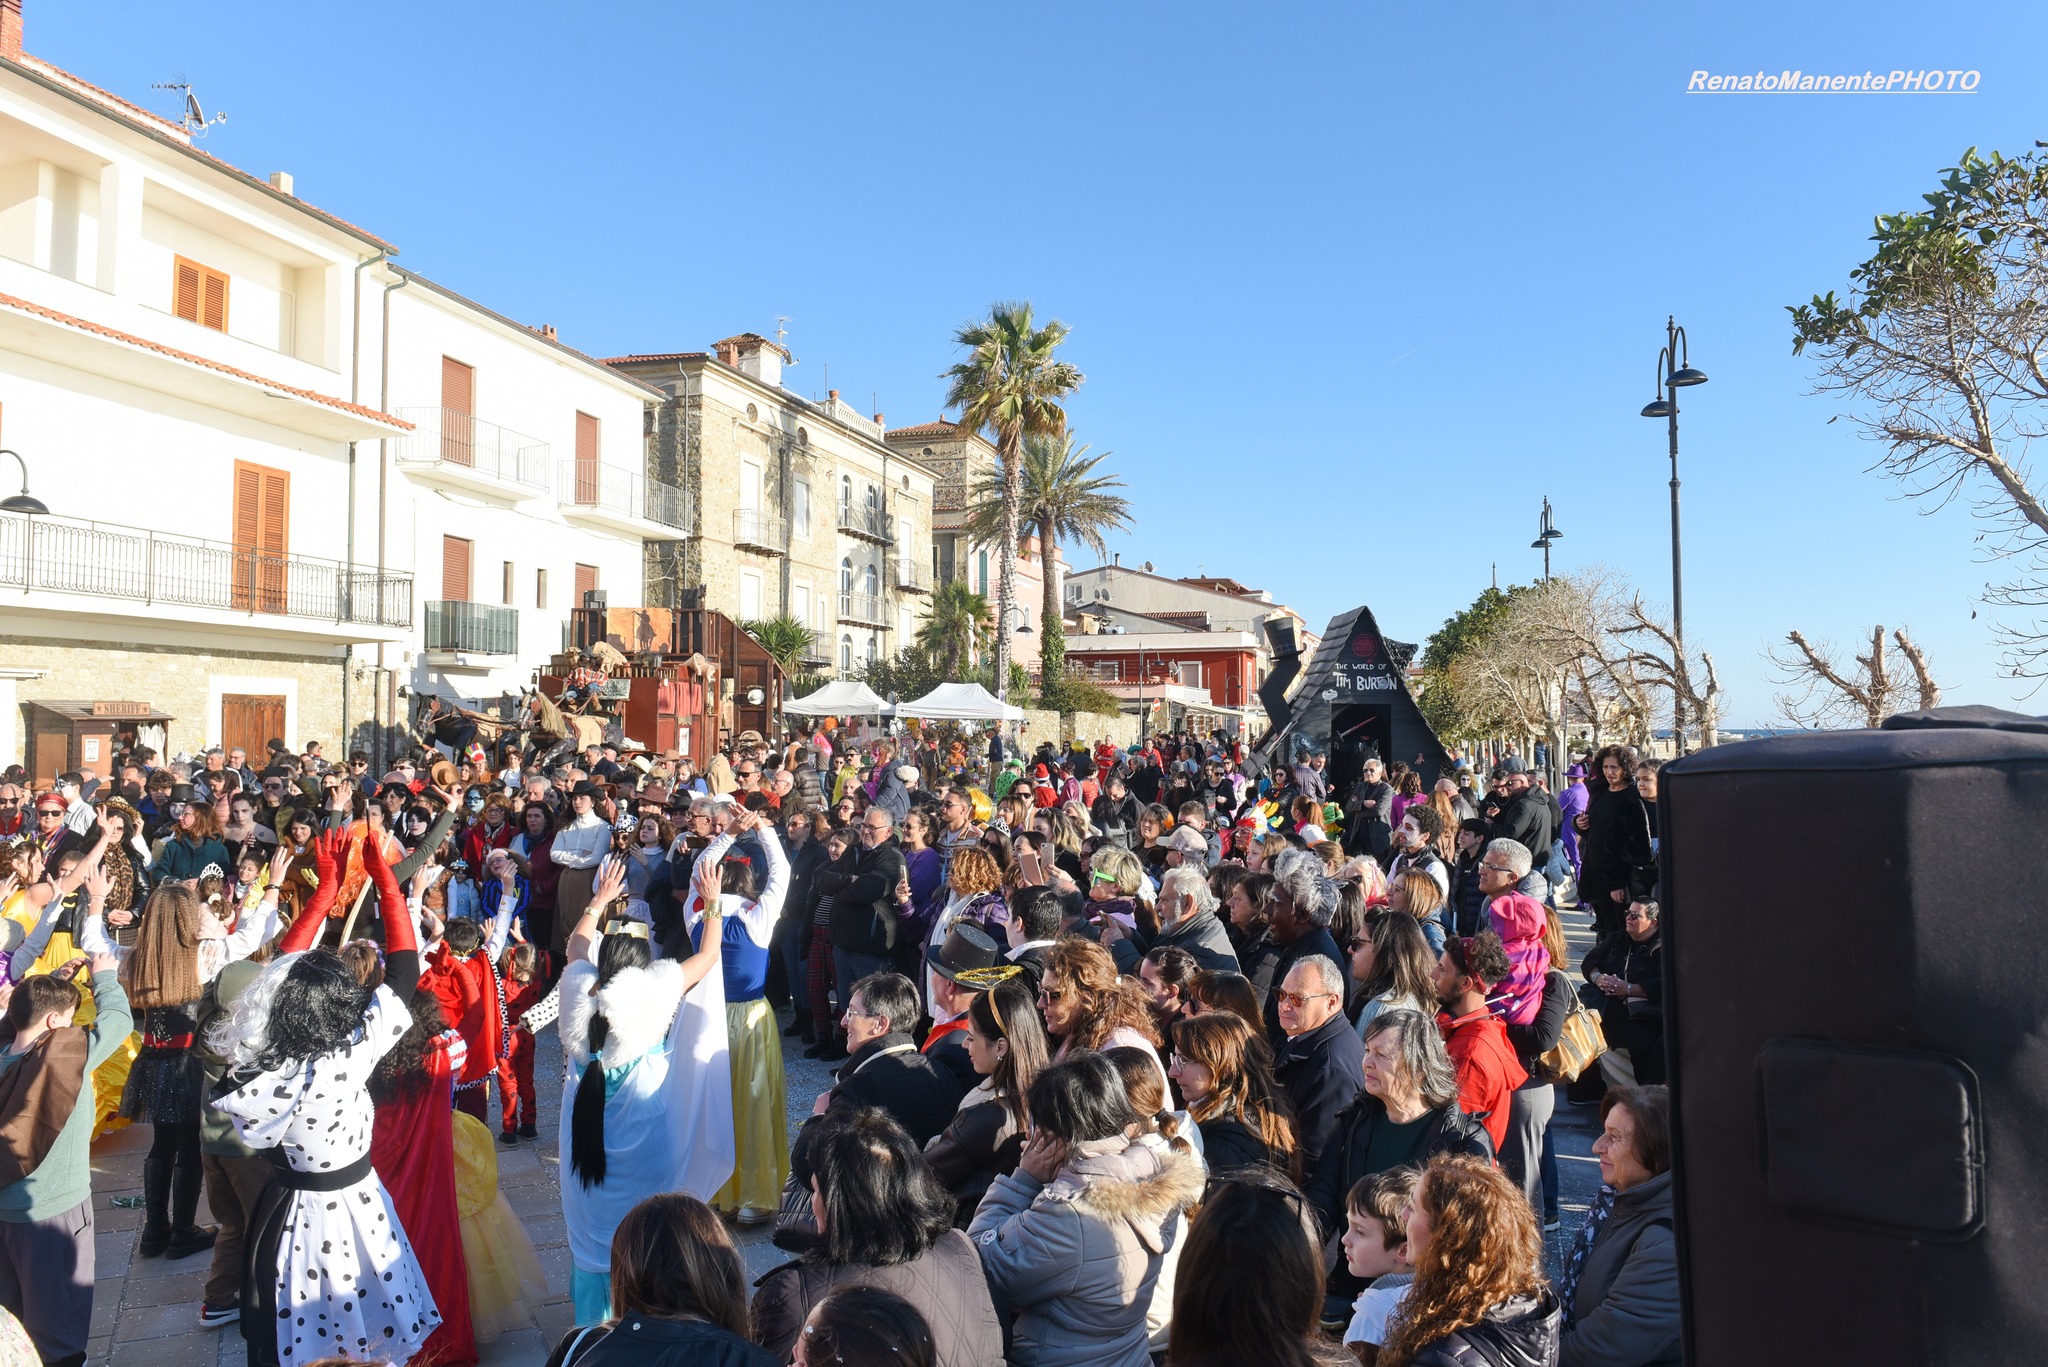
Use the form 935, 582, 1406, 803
1271, 847, 1339, 928
689, 795, 719, 817
1484, 837, 1533, 880
1158, 865, 1218, 924
1284, 953, 1345, 1000
1364, 1007, 1460, 1109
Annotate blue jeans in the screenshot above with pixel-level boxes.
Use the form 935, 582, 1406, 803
832, 947, 891, 1024
779, 917, 809, 1015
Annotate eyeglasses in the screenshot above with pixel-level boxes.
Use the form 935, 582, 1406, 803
1479, 861, 1515, 874
1275, 989, 1337, 1009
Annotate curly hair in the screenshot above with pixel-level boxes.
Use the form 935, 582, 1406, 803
1378, 1155, 1547, 1367
1044, 937, 1159, 1050
948, 845, 1000, 896
227, 949, 371, 1072
369, 991, 450, 1104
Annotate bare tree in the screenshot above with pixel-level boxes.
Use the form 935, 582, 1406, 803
1770, 625, 1942, 728
1612, 597, 1723, 750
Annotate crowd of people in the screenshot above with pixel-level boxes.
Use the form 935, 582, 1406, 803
0, 718, 1681, 1367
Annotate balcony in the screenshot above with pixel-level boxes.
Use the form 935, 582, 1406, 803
836, 500, 891, 542
890, 555, 929, 594
424, 600, 519, 657
732, 508, 789, 554
838, 591, 889, 627
801, 628, 832, 665
0, 510, 412, 643
394, 407, 549, 501
556, 462, 694, 538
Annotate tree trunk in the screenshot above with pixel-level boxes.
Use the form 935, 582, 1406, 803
993, 435, 1021, 699
1039, 514, 1061, 654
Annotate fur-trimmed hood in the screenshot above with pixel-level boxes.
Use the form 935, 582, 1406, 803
1041, 1134, 1206, 1253
559, 958, 684, 1071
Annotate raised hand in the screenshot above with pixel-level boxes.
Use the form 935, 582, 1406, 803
81, 862, 112, 904
592, 856, 627, 910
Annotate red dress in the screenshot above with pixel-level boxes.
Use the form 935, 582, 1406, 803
371, 1032, 478, 1367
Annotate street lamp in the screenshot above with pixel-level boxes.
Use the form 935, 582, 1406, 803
1640, 316, 1706, 753
1529, 496, 1563, 582
0, 450, 48, 515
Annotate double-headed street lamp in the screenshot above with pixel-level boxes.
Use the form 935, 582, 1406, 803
1640, 316, 1706, 752
1530, 496, 1562, 583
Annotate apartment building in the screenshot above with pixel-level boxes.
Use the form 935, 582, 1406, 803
882, 417, 1061, 670
0, 18, 411, 771
608, 338, 937, 678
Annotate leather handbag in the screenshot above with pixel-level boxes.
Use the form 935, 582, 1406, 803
1536, 987, 1609, 1083
771, 1170, 820, 1253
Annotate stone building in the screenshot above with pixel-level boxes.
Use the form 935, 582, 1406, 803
608, 337, 937, 677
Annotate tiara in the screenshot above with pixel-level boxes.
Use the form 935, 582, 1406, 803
199, 863, 225, 880
603, 919, 650, 941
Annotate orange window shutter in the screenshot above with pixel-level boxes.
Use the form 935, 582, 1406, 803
201, 268, 229, 331
443, 536, 472, 602
233, 465, 261, 549
576, 412, 599, 461
574, 563, 598, 604
260, 471, 288, 555
442, 357, 474, 414
173, 257, 201, 323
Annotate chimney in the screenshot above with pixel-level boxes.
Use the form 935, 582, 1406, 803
713, 338, 741, 368
268, 171, 294, 195
0, 0, 20, 60
542, 324, 557, 342
873, 411, 884, 427
827, 389, 839, 403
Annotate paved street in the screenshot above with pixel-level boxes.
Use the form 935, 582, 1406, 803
83, 907, 1605, 1365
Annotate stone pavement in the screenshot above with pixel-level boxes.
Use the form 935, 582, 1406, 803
82, 908, 1609, 1365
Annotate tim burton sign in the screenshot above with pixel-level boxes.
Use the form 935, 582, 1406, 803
1332, 626, 1401, 694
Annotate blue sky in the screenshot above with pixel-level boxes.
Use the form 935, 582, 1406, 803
37, 2, 2048, 722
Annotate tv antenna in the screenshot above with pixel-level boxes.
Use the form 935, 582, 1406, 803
151, 81, 227, 137
774, 316, 792, 349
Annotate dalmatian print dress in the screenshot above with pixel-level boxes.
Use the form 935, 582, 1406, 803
218, 984, 441, 1363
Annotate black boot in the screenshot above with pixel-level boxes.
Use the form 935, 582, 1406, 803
164, 1156, 217, 1260
783, 1008, 812, 1038
137, 1151, 173, 1257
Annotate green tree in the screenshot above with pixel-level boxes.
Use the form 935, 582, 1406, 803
942, 302, 1084, 700
1417, 586, 1520, 744
739, 613, 816, 679
1790, 145, 2048, 676
963, 432, 1133, 649
916, 579, 994, 678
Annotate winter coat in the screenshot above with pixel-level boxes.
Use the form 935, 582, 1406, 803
1272, 1011, 1365, 1185
1229, 925, 1285, 1012
1412, 1291, 1563, 1367
1579, 787, 1654, 912
1305, 1094, 1493, 1242
1091, 793, 1142, 850
1560, 1173, 1679, 1367
818, 838, 909, 957
824, 1033, 963, 1146
751, 1229, 1002, 1367
871, 764, 913, 824
1490, 788, 1555, 868
1193, 1112, 1278, 1176
789, 762, 827, 815
544, 1317, 775, 1367
1484, 892, 1552, 1027
968, 1134, 1206, 1367
1107, 908, 1239, 977
924, 1082, 1023, 1226
1345, 779, 1395, 859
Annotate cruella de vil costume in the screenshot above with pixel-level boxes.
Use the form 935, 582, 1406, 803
214, 827, 440, 1366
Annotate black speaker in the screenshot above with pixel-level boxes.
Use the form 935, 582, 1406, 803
1662, 707, 2048, 1366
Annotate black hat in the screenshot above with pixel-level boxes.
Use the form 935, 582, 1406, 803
926, 923, 1018, 990
571, 780, 604, 800
167, 783, 196, 805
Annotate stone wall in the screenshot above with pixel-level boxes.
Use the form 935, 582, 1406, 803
0, 637, 385, 765
1012, 707, 1141, 753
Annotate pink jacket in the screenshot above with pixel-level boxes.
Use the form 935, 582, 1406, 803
1485, 891, 1552, 1026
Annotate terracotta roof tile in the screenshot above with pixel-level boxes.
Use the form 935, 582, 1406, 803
602, 352, 710, 365
0, 291, 410, 428
884, 420, 961, 439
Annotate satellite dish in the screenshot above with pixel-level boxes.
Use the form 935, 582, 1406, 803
152, 81, 227, 137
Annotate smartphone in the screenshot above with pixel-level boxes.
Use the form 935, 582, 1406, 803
1018, 847, 1043, 884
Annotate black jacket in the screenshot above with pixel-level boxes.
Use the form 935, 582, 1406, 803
1272, 1012, 1365, 1185
825, 1033, 962, 1147
1579, 786, 1654, 907
752, 1230, 1004, 1367
1106, 908, 1240, 976
1306, 1094, 1494, 1241
1344, 779, 1395, 859
1581, 931, 1664, 1029
1491, 787, 1554, 863
1195, 1112, 1280, 1177
819, 838, 909, 957
1450, 851, 1490, 939
1505, 968, 1573, 1074
1230, 926, 1285, 1013
544, 1317, 775, 1367
1090, 793, 1141, 850
1412, 1291, 1562, 1367
924, 1095, 1023, 1226
1262, 926, 1345, 1049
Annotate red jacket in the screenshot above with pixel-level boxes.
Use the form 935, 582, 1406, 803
462, 818, 515, 871
1438, 1006, 1528, 1153
422, 946, 504, 1088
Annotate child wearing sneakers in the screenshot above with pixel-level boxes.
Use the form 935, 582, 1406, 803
1341, 1167, 1419, 1364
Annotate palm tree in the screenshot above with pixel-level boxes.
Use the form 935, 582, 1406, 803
740, 613, 815, 679
963, 432, 1133, 652
942, 302, 1083, 699
917, 580, 994, 679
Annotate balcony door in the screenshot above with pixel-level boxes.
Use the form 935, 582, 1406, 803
442, 535, 473, 602
232, 461, 289, 614
441, 357, 475, 466
574, 411, 601, 505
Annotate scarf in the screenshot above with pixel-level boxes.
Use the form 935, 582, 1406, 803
0, 1027, 89, 1185
1557, 1183, 1616, 1326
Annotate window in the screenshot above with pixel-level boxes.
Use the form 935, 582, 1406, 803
840, 474, 851, 515
441, 536, 473, 602
977, 550, 988, 596
536, 568, 548, 609
862, 563, 878, 597
840, 635, 852, 673
574, 563, 600, 607
574, 412, 601, 501
231, 461, 289, 613
739, 570, 762, 622
792, 478, 811, 539
502, 561, 514, 605
441, 358, 476, 466
172, 255, 229, 332
840, 557, 853, 593
792, 583, 811, 628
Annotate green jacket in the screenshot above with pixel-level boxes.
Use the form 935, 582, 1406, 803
0, 969, 133, 1222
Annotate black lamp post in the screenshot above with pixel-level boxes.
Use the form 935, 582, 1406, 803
0, 450, 48, 516
1640, 316, 1706, 753
1530, 496, 1563, 582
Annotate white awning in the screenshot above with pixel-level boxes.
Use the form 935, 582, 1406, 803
782, 680, 891, 716
894, 681, 1025, 722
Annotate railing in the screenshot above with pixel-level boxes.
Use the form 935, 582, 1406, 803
425, 600, 519, 654
890, 555, 928, 592
732, 508, 788, 552
839, 590, 887, 626
801, 628, 832, 663
0, 511, 412, 627
836, 500, 891, 541
557, 461, 693, 534
394, 407, 549, 489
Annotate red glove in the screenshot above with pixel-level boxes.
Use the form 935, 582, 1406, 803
278, 827, 354, 954
362, 832, 417, 955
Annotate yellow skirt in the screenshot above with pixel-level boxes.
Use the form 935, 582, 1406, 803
91, 1035, 140, 1141
713, 997, 788, 1214
451, 1110, 549, 1339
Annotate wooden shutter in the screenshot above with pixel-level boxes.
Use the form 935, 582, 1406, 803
574, 411, 600, 503
442, 535, 473, 602
502, 560, 515, 605
441, 357, 475, 466
173, 256, 229, 331
232, 461, 288, 612
221, 694, 286, 762
574, 563, 599, 607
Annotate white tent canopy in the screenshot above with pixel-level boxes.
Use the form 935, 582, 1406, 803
893, 681, 1025, 722
782, 680, 891, 716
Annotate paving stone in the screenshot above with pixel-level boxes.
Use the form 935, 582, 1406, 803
114, 1298, 209, 1342
121, 1269, 206, 1308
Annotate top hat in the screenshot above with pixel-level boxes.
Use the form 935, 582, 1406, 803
926, 922, 1018, 990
